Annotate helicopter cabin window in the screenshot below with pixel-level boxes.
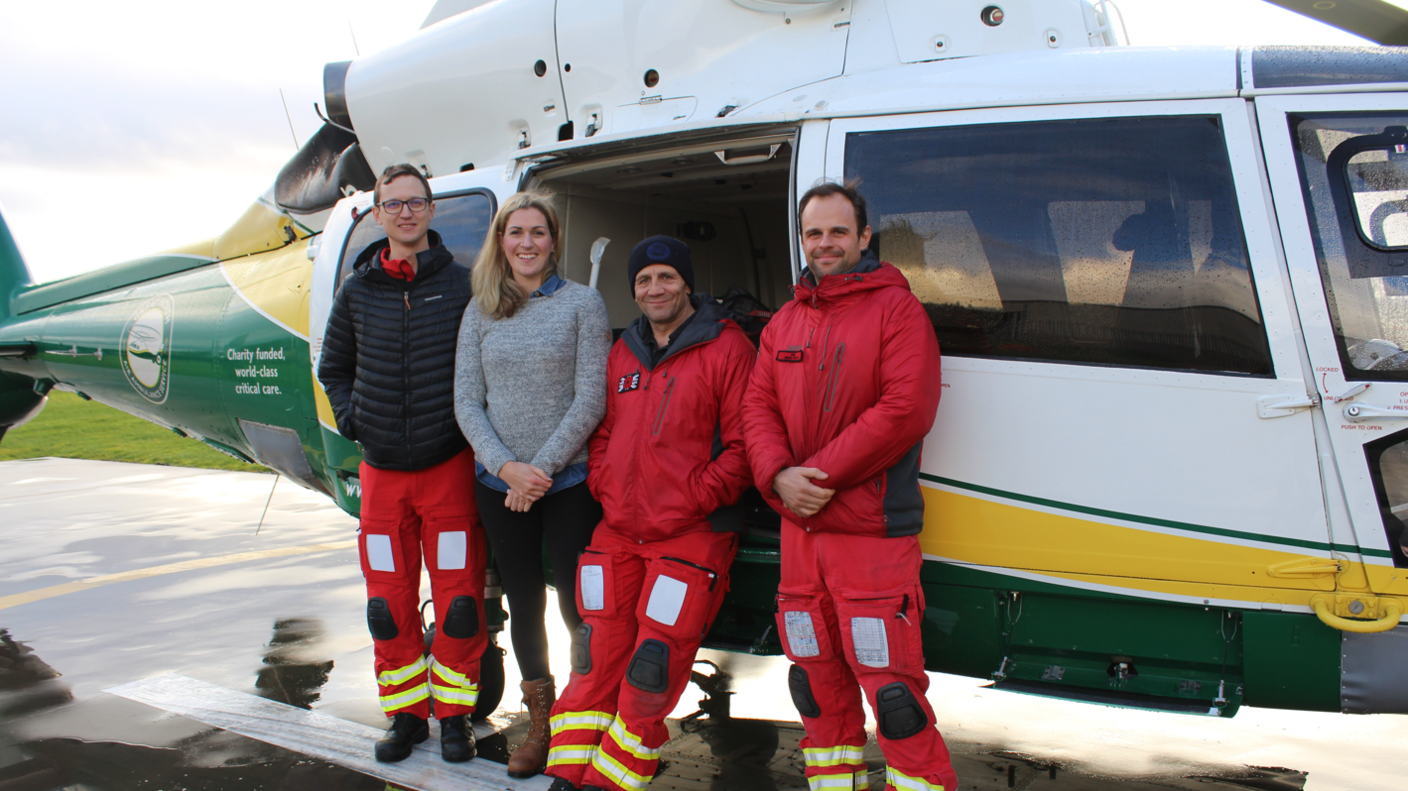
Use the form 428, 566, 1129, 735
1365, 428, 1408, 568
843, 116, 1273, 375
1292, 114, 1408, 379
334, 190, 495, 290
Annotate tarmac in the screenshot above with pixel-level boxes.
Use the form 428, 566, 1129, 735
2, 458, 1406, 791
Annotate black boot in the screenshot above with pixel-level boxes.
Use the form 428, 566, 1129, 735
548, 779, 580, 791
374, 712, 428, 762
440, 714, 476, 762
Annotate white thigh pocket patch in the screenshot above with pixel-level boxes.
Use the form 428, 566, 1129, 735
645, 575, 688, 627
850, 617, 890, 668
580, 565, 605, 611
365, 534, 396, 573
437, 531, 467, 570
783, 611, 820, 658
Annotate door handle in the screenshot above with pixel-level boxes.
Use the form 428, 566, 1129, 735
714, 143, 782, 166
1342, 403, 1408, 422
1256, 394, 1316, 419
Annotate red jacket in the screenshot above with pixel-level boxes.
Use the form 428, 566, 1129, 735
742, 256, 941, 537
587, 298, 756, 543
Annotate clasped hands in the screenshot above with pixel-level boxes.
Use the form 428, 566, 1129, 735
499, 461, 552, 512
772, 466, 835, 518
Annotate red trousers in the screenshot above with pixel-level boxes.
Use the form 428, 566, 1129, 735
776, 526, 957, 791
358, 449, 486, 720
546, 526, 738, 791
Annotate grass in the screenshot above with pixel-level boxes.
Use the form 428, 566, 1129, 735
0, 391, 268, 472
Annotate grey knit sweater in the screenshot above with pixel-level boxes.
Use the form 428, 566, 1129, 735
454, 279, 611, 480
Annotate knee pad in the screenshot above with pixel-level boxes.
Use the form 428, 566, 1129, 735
625, 639, 670, 694
366, 597, 398, 641
875, 681, 927, 740
441, 595, 479, 639
570, 623, 593, 674
788, 664, 821, 719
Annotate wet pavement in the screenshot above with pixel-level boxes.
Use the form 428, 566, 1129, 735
2, 458, 1405, 791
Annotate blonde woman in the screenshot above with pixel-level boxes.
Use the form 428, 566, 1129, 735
454, 191, 610, 778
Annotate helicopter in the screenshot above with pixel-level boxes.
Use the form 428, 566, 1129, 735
4, 0, 1408, 722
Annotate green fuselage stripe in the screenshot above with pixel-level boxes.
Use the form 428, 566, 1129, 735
920, 473, 1393, 559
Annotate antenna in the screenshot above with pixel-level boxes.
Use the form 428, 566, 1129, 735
255, 474, 281, 536
348, 20, 361, 56
279, 89, 300, 150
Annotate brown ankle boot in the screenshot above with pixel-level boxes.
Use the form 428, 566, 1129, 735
507, 676, 555, 778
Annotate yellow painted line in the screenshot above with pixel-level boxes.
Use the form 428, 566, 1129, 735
0, 539, 357, 612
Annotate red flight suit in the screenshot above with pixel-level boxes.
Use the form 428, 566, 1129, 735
742, 255, 954, 791
546, 299, 755, 791
358, 449, 488, 720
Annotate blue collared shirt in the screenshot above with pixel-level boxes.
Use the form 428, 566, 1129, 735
531, 273, 566, 298
475, 271, 587, 495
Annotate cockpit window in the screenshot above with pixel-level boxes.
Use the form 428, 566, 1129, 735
334, 190, 495, 291
1292, 115, 1408, 379
845, 115, 1271, 375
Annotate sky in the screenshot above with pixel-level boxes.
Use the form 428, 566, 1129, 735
0, 0, 1388, 283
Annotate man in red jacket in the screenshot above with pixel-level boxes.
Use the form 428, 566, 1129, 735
544, 236, 756, 791
742, 182, 955, 791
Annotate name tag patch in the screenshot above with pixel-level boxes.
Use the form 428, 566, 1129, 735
777, 348, 804, 363
618, 371, 641, 393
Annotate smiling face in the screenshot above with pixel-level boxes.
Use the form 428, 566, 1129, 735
634, 263, 693, 331
371, 174, 434, 254
500, 207, 555, 288
800, 192, 872, 279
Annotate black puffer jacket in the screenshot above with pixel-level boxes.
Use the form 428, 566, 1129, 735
318, 231, 473, 471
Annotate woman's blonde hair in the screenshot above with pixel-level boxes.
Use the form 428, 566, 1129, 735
472, 191, 561, 320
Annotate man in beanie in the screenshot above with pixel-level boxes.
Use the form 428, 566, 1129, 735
544, 236, 755, 791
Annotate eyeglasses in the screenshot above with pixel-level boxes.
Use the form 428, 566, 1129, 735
379, 197, 430, 214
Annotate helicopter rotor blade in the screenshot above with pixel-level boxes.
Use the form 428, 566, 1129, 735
1263, 0, 1408, 46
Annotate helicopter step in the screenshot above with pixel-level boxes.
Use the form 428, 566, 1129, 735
106, 672, 538, 791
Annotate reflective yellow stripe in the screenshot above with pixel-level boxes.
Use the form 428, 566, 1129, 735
430, 658, 470, 686
591, 748, 653, 791
550, 709, 615, 735
379, 682, 430, 713
803, 744, 865, 767
546, 744, 597, 766
605, 716, 662, 761
431, 682, 480, 705
429, 658, 478, 705
807, 771, 867, 791
377, 657, 427, 687
886, 767, 945, 791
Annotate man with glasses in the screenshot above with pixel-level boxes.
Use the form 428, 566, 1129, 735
319, 163, 486, 765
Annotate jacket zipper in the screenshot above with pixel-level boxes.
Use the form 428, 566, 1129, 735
822, 343, 845, 413
651, 377, 676, 435
402, 284, 412, 460
662, 556, 718, 591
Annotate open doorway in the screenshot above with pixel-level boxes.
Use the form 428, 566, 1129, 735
528, 128, 797, 330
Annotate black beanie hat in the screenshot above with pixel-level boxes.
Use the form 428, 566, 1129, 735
628, 235, 694, 291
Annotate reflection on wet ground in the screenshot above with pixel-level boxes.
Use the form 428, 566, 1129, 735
1, 460, 1404, 791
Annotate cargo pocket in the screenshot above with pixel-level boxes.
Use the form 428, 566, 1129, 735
834, 587, 923, 675
577, 548, 623, 619
775, 588, 834, 663
359, 521, 404, 582
637, 556, 719, 640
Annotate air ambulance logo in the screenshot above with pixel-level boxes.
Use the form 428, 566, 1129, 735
120, 295, 174, 404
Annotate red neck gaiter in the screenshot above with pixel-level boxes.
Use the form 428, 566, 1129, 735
380, 248, 416, 281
